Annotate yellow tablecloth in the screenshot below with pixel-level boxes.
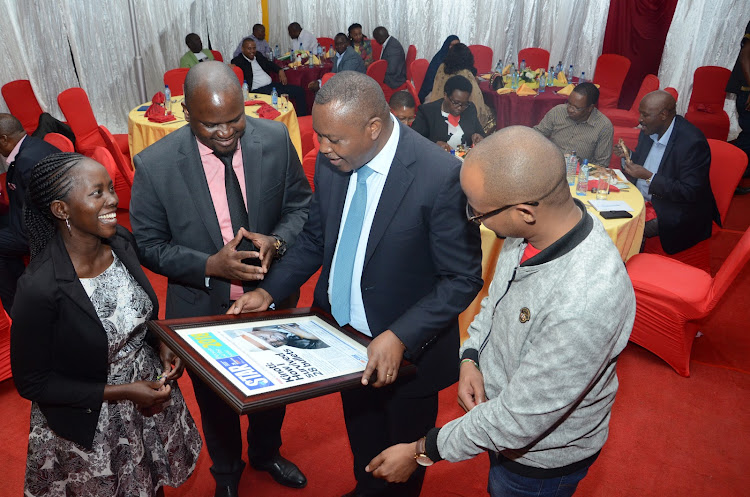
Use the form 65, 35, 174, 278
127, 93, 303, 162
458, 183, 645, 341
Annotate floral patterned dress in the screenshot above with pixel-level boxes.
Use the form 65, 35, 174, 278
24, 254, 202, 497
353, 39, 374, 66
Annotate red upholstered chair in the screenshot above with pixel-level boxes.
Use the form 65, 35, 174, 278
231, 66, 244, 85
518, 48, 550, 71
685, 66, 732, 141
302, 144, 318, 192
210, 49, 223, 62
593, 54, 632, 109
317, 37, 334, 49
664, 87, 679, 102
0, 306, 11, 382
0, 172, 8, 215
99, 126, 134, 187
57, 87, 130, 161
602, 75, 660, 127
43, 132, 74, 152
321, 72, 335, 86
626, 225, 750, 376
367, 59, 388, 85
164, 68, 190, 96
468, 45, 493, 75
297, 116, 314, 159
90, 145, 130, 210
405, 81, 420, 112
411, 58, 429, 95
405, 45, 417, 82
371, 39, 382, 60
2, 80, 44, 134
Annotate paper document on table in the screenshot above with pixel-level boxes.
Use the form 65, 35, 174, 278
587, 200, 634, 212
613, 169, 627, 182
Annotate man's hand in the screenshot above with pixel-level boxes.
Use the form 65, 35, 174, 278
366, 442, 419, 483
227, 288, 274, 314
159, 342, 184, 380
613, 138, 630, 160
457, 360, 486, 412
435, 141, 452, 152
278, 70, 288, 85
361, 330, 405, 387
205, 228, 266, 281
243, 231, 278, 271
471, 133, 484, 146
622, 160, 653, 180
308, 80, 320, 91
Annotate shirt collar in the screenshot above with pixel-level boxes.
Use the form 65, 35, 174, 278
5, 134, 26, 164
650, 116, 675, 146
243, 54, 256, 64
196, 136, 242, 159
362, 113, 400, 177
380, 36, 392, 52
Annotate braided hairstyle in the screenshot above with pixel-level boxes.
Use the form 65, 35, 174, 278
24, 152, 84, 259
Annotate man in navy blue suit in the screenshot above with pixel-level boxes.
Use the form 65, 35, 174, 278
229, 71, 483, 497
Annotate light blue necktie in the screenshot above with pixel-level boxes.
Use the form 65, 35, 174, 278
331, 165, 375, 326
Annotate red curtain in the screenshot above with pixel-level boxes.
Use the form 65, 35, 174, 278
602, 0, 679, 110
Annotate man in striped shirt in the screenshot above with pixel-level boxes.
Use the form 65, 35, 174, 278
534, 82, 614, 167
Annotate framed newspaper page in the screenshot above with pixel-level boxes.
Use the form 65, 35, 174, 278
147, 307, 416, 414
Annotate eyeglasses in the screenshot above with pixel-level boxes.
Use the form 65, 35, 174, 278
465, 200, 540, 225
447, 97, 469, 110
567, 102, 588, 113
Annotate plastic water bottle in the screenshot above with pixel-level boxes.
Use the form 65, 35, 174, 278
511, 71, 518, 89
164, 85, 171, 113
576, 159, 589, 196
242, 80, 249, 102
580, 71, 586, 83
317, 44, 323, 61
495, 59, 503, 73
556, 61, 563, 76
271, 87, 278, 108
539, 72, 546, 93
566, 151, 578, 185
520, 59, 526, 71
275, 44, 280, 59
567, 65, 574, 81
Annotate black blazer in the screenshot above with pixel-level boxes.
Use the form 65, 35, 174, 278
230, 52, 281, 89
10, 226, 160, 449
411, 99, 484, 147
260, 123, 483, 396
381, 36, 407, 89
628, 115, 720, 254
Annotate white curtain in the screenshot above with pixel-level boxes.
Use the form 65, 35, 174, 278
659, 0, 747, 139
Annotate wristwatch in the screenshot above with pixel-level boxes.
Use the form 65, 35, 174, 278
414, 437, 434, 467
271, 234, 287, 259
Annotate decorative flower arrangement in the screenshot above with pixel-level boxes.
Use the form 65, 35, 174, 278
519, 68, 541, 83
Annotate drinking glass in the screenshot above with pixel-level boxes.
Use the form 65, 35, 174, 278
595, 169, 611, 200
281, 94, 290, 111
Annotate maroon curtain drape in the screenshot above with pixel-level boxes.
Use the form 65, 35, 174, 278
602, 0, 679, 110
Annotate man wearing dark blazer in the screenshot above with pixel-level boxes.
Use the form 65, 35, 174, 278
0, 114, 59, 313
229, 71, 483, 497
308, 33, 366, 92
373, 27, 407, 89
130, 62, 312, 497
411, 75, 485, 152
616, 90, 720, 254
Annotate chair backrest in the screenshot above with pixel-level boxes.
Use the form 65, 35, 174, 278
0, 306, 11, 382
90, 145, 131, 210
627, 74, 660, 114
708, 225, 750, 311
321, 72, 335, 86
406, 45, 417, 82
163, 68, 190, 96
2, 80, 44, 134
367, 59, 388, 84
518, 47, 550, 71
371, 39, 382, 60
593, 53, 632, 109
688, 66, 732, 113
468, 45, 493, 74
43, 132, 74, 152
405, 81, 420, 112
708, 139, 748, 225
411, 58, 429, 95
57, 87, 104, 154
231, 66, 244, 85
317, 37, 334, 49
302, 146, 318, 192
664, 87, 679, 103
99, 125, 134, 186
210, 49, 223, 62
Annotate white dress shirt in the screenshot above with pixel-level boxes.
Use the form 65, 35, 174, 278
328, 114, 401, 335
292, 29, 318, 52
637, 117, 675, 201
244, 54, 272, 90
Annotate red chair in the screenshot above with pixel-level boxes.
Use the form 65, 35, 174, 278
0, 172, 8, 215
0, 306, 11, 382
367, 60, 388, 85
468, 45, 493, 75
43, 132, 74, 152
2, 80, 44, 134
317, 37, 334, 49
163, 68, 190, 96
99, 126, 134, 187
302, 144, 318, 192
297, 116, 315, 158
405, 45, 417, 82
371, 39, 382, 60
57, 87, 130, 161
593, 54, 632, 109
210, 50, 224, 62
626, 225, 750, 376
602, 75, 660, 127
518, 48, 550, 71
231, 66, 244, 85
90, 146, 131, 210
405, 81, 420, 112
411, 59, 429, 95
321, 72, 335, 86
685, 66, 732, 141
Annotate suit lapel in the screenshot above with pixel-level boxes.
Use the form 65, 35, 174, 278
241, 121, 263, 232
659, 116, 680, 171
51, 233, 103, 325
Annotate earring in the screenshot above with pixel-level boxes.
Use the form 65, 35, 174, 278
65, 218, 72, 235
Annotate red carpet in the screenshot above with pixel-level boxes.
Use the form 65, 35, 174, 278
1, 195, 748, 496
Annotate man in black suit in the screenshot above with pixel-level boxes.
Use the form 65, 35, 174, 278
130, 62, 312, 497
615, 90, 720, 254
231, 38, 308, 115
308, 33, 367, 92
229, 71, 483, 497
411, 75, 485, 152
0, 114, 59, 313
372, 27, 406, 90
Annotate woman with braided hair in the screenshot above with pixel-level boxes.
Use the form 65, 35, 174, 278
11, 152, 202, 497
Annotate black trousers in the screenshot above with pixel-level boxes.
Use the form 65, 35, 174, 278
341, 384, 439, 497
0, 228, 28, 314
254, 83, 309, 116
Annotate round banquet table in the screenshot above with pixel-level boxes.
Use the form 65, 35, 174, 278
272, 60, 333, 112
457, 181, 645, 341
127, 93, 303, 162
479, 80, 568, 130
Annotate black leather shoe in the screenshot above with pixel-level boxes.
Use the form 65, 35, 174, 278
250, 453, 307, 488
214, 484, 239, 497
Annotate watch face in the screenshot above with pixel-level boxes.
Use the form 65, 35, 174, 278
415, 454, 434, 467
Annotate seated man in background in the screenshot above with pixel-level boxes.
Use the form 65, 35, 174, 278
180, 33, 214, 68
615, 90, 720, 254
389, 90, 416, 126
288, 22, 317, 52
233, 23, 272, 59
231, 38, 309, 116
307, 33, 366, 92
412, 75, 484, 152
534, 82, 613, 166
372, 26, 407, 91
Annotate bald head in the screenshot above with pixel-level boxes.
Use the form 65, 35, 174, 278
372, 27, 389, 44
0, 114, 26, 156
641, 90, 676, 114
184, 61, 241, 107
638, 90, 677, 137
314, 71, 390, 126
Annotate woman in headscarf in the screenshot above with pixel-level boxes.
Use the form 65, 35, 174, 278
418, 35, 459, 103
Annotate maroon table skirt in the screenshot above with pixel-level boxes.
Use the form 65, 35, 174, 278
480, 80, 568, 130
272, 61, 334, 111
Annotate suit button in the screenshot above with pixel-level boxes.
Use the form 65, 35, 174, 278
86, 408, 92, 414
221, 303, 228, 309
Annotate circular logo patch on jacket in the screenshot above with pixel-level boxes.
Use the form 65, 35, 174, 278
519, 307, 531, 323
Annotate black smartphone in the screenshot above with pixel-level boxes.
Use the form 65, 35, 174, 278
600, 210, 633, 219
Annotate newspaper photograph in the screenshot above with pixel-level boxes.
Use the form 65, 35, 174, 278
175, 315, 369, 396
